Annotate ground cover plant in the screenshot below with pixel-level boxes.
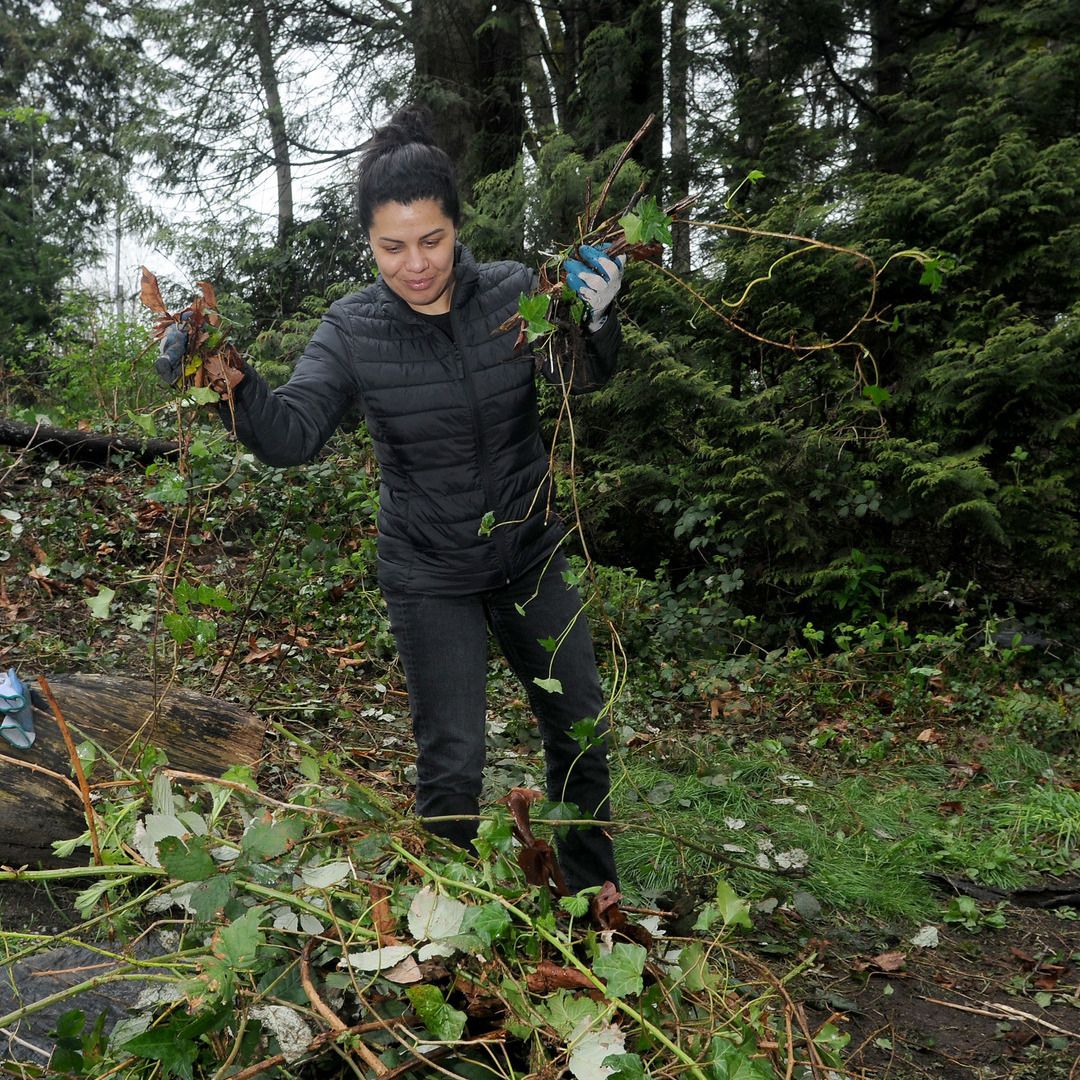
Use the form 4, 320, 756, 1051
2, 416, 1078, 1078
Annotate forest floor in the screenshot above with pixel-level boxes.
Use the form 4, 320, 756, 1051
1, 440, 1078, 1079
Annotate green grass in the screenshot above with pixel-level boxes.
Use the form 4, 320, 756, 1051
611, 732, 1072, 922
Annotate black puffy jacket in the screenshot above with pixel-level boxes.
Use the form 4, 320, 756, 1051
222, 245, 622, 594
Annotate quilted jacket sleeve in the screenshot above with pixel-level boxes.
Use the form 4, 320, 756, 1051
218, 301, 361, 467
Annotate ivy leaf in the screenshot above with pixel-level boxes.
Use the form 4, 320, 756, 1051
593, 942, 646, 998
694, 879, 753, 932
538, 635, 558, 652
570, 716, 601, 750
602, 1053, 648, 1080
460, 901, 513, 946
85, 587, 115, 620
533, 676, 564, 695
539, 989, 604, 1039
406, 985, 467, 1041
619, 197, 672, 247
706, 1035, 774, 1080
862, 383, 891, 407
518, 292, 555, 342
747, 169, 766, 183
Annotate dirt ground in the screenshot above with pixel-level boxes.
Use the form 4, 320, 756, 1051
803, 900, 1080, 1078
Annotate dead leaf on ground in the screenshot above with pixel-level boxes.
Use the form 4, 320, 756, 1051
916, 728, 940, 743
526, 959, 596, 993
870, 951, 907, 973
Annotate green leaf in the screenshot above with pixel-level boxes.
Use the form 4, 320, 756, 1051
190, 874, 235, 922
406, 985, 467, 1041
298, 755, 320, 783
478, 510, 496, 537
182, 385, 221, 406
158, 835, 217, 882
706, 1034, 773, 1080
212, 905, 265, 970
121, 1025, 199, 1079
533, 677, 564, 695
539, 989, 604, 1039
593, 942, 646, 998
569, 716, 601, 750
538, 635, 558, 652
620, 197, 673, 246
85, 586, 115, 620
74, 876, 132, 919
603, 1053, 648, 1080
862, 383, 891, 407
747, 169, 766, 183
241, 814, 305, 858
714, 879, 753, 930
460, 901, 513, 946
131, 411, 157, 438
559, 892, 591, 918
474, 812, 514, 859
517, 292, 555, 341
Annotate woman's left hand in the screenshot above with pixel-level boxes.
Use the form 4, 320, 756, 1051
564, 244, 625, 331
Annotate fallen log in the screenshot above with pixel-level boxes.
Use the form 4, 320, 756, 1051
0, 674, 264, 867
0, 417, 179, 464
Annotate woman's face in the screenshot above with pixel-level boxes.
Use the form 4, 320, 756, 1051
369, 198, 457, 314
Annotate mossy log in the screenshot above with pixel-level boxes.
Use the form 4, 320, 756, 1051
0, 674, 264, 867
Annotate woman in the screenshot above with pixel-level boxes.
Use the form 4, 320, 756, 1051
162, 106, 625, 892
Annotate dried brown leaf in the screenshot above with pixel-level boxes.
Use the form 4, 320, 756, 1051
139, 266, 169, 314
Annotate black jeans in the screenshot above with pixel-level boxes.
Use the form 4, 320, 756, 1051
383, 551, 617, 891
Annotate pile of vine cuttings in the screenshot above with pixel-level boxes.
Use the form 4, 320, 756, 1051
0, 749, 848, 1080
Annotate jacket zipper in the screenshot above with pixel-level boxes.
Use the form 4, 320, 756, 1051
451, 306, 513, 584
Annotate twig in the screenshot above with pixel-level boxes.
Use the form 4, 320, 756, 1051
159, 768, 354, 821
36, 675, 103, 866
301, 938, 387, 1074
228, 1017, 396, 1080
0, 749, 83, 798
587, 113, 656, 233
921, 997, 1080, 1039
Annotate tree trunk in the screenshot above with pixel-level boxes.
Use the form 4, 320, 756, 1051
0, 674, 264, 866
412, 0, 524, 202
668, 0, 691, 274
521, 0, 556, 134
249, 0, 294, 248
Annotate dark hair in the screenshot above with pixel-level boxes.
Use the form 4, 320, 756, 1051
356, 105, 460, 231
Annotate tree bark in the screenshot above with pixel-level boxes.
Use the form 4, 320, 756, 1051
0, 674, 264, 866
668, 0, 691, 274
249, 0, 294, 248
0, 417, 180, 464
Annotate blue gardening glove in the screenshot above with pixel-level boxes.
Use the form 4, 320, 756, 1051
0, 668, 35, 749
564, 244, 625, 331
155, 312, 194, 387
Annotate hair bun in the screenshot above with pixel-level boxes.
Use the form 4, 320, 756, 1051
376, 104, 437, 149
